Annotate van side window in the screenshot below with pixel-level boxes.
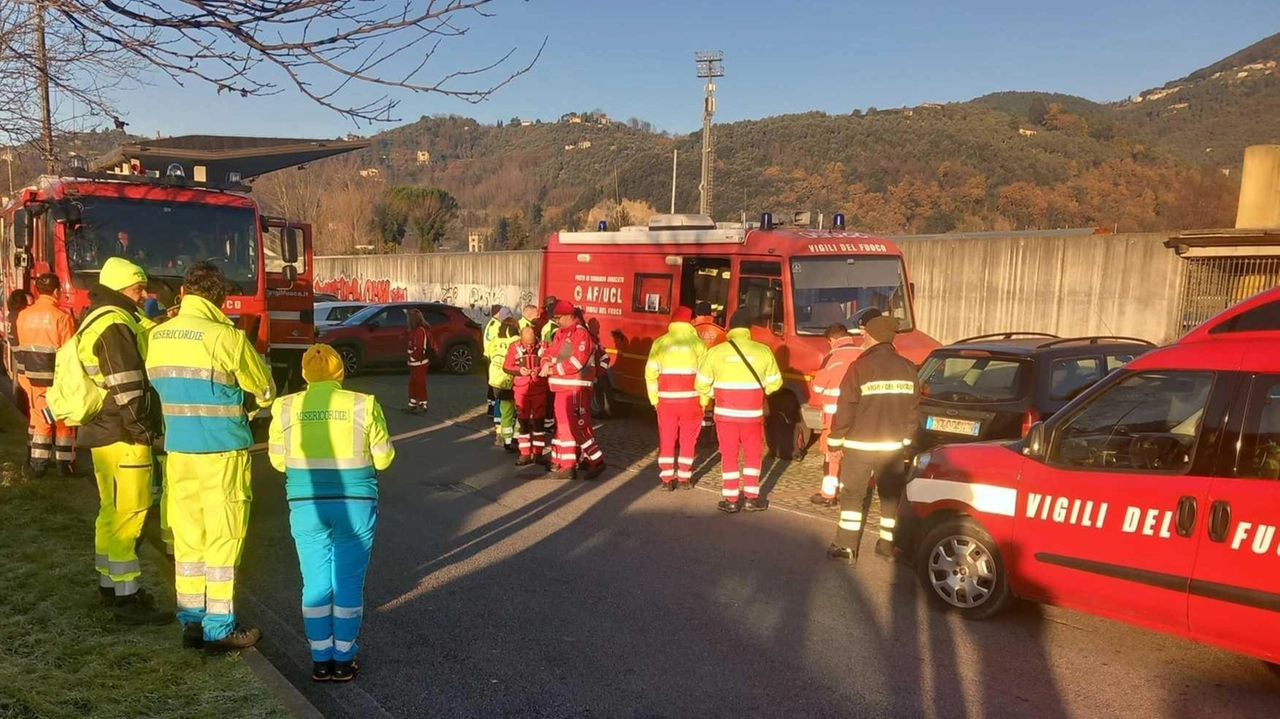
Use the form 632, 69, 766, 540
1106, 353, 1138, 372
633, 274, 672, 314
1048, 371, 1214, 473
1209, 300, 1280, 334
737, 274, 783, 334
1236, 375, 1280, 480
1049, 357, 1103, 401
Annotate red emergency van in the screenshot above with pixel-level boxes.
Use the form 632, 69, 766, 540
540, 213, 941, 458
900, 286, 1280, 665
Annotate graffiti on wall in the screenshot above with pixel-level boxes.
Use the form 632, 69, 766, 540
312, 274, 539, 324
313, 275, 409, 303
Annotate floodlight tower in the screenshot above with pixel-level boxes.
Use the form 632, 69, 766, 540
695, 50, 724, 218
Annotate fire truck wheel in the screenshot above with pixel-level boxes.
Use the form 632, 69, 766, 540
916, 517, 1011, 621
335, 345, 363, 377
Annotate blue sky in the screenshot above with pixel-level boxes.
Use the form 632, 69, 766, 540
109, 0, 1279, 139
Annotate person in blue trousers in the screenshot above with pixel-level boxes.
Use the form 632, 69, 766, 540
268, 344, 396, 682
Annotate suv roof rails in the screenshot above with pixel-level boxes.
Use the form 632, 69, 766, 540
1036, 335, 1156, 349
956, 332, 1060, 343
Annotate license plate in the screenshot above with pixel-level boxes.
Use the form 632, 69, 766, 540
926, 416, 981, 436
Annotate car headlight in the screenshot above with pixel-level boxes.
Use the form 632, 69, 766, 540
911, 451, 932, 474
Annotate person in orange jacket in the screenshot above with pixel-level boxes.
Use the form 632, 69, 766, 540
808, 323, 865, 507
15, 273, 77, 477
691, 301, 727, 429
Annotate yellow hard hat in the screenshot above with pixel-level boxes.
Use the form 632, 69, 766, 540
100, 257, 147, 292
302, 344, 345, 383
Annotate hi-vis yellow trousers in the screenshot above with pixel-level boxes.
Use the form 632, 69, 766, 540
168, 449, 252, 641
92, 442, 154, 596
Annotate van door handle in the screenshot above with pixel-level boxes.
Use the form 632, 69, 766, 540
1208, 500, 1232, 543
1175, 496, 1197, 538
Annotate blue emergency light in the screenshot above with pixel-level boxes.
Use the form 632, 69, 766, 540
833, 213, 846, 230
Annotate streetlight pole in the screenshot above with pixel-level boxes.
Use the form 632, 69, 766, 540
695, 51, 723, 219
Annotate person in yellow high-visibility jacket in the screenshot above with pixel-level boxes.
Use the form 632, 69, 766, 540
77, 258, 171, 626
269, 344, 394, 683
145, 261, 275, 652
486, 318, 519, 451
645, 306, 707, 491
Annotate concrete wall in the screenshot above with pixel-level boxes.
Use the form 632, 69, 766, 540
316, 233, 1186, 344
314, 250, 543, 324
897, 232, 1183, 345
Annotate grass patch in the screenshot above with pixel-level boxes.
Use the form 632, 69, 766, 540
0, 401, 288, 719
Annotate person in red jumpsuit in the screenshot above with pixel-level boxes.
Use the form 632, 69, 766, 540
504, 324, 548, 466
540, 300, 605, 480
406, 309, 431, 413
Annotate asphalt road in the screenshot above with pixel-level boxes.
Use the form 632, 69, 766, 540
238, 380, 1280, 719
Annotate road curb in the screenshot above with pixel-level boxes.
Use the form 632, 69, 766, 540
242, 647, 326, 719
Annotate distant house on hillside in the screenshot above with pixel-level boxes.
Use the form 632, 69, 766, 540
576, 140, 592, 149
920, 102, 943, 109
416, 150, 431, 165
1018, 128, 1038, 137
468, 230, 487, 253
521, 120, 534, 127
358, 167, 381, 179
564, 144, 576, 151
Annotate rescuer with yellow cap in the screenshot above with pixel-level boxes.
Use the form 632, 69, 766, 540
77, 257, 172, 626
145, 261, 275, 651
268, 343, 395, 683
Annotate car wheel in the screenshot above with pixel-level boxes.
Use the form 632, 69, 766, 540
335, 346, 362, 377
916, 517, 1011, 620
446, 343, 475, 375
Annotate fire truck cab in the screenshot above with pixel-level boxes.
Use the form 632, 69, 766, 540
541, 213, 940, 458
0, 136, 364, 396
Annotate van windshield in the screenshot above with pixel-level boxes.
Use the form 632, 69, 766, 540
791, 256, 912, 335
66, 196, 258, 294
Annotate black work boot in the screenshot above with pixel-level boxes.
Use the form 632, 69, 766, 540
717, 500, 740, 514
112, 591, 175, 626
677, 481, 693, 491
743, 498, 769, 513
205, 626, 262, 653
875, 538, 895, 561
809, 492, 839, 507
182, 623, 204, 650
551, 465, 576, 480
22, 462, 47, 480
96, 586, 115, 608
58, 461, 76, 478
312, 660, 335, 682
827, 544, 857, 565
515, 454, 534, 467
583, 463, 606, 481
660, 481, 676, 492
331, 657, 360, 682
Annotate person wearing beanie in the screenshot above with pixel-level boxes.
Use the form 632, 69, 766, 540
538, 299, 606, 479
504, 321, 550, 466
146, 261, 275, 651
645, 306, 706, 491
486, 315, 521, 452
690, 300, 726, 429
825, 315, 919, 565
75, 256, 172, 626
269, 344, 395, 683
695, 310, 782, 513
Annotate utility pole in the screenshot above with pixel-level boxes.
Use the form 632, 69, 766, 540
33, 1, 55, 173
670, 149, 678, 214
695, 50, 723, 218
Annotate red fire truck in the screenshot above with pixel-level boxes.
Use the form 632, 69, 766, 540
0, 136, 366, 395
540, 213, 941, 458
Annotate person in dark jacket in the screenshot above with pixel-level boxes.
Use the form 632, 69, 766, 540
825, 315, 919, 564
77, 257, 170, 625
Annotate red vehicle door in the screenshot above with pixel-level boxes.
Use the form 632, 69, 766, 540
1011, 368, 1233, 633
1188, 372, 1280, 663
735, 258, 787, 362
263, 219, 314, 352
365, 305, 410, 364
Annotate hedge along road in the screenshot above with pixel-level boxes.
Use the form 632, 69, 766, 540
235, 373, 1280, 719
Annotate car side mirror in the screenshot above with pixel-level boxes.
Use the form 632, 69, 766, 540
281, 264, 298, 284
13, 208, 31, 249
282, 227, 299, 264
1023, 421, 1046, 459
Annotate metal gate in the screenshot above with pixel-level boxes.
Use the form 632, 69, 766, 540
1175, 257, 1280, 334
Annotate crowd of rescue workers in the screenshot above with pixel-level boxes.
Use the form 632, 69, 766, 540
7, 258, 918, 686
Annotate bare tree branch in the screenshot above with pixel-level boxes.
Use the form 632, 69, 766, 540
33, 0, 545, 124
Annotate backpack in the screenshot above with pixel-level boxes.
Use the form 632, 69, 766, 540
46, 308, 129, 426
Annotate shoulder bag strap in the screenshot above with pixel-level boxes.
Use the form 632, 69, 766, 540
728, 340, 765, 391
